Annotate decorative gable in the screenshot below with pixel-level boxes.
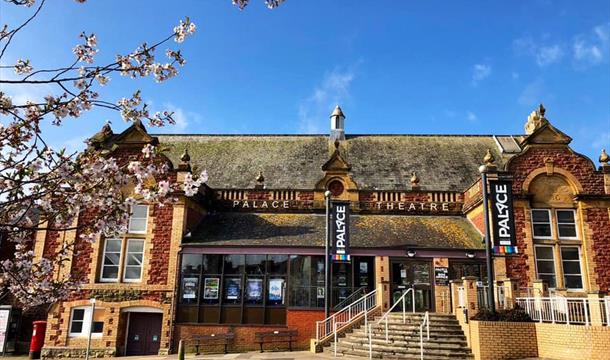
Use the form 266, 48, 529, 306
521, 123, 572, 146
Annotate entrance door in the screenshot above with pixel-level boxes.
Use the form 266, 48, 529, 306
390, 259, 433, 312
126, 313, 162, 356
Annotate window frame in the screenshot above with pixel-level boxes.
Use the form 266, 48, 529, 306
122, 238, 145, 283
100, 238, 122, 283
534, 245, 557, 289
128, 204, 148, 234
555, 209, 579, 240
560, 246, 584, 290
531, 209, 554, 240
68, 307, 104, 338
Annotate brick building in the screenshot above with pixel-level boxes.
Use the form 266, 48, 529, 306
33, 105, 610, 357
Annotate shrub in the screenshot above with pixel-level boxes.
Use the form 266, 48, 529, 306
472, 307, 532, 322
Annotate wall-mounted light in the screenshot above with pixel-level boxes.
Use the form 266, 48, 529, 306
465, 251, 476, 259
406, 249, 417, 258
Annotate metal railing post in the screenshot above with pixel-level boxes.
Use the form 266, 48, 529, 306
402, 295, 406, 323
368, 323, 372, 360
412, 288, 415, 313
334, 321, 337, 357
550, 297, 555, 323
584, 299, 589, 326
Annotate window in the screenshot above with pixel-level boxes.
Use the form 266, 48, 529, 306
99, 238, 144, 283
100, 239, 122, 282
123, 239, 144, 282
69, 307, 105, 338
535, 246, 556, 288
532, 209, 552, 238
561, 247, 583, 289
128, 204, 148, 233
556, 210, 577, 239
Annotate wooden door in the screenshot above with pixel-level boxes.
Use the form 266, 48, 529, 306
126, 313, 162, 356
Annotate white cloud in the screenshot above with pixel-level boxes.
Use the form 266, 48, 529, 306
157, 103, 200, 134
471, 63, 491, 85
572, 23, 609, 67
536, 45, 564, 66
466, 111, 478, 123
298, 67, 356, 134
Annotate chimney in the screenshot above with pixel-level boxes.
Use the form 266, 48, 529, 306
330, 105, 345, 141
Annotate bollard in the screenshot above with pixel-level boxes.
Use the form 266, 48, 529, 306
178, 339, 185, 360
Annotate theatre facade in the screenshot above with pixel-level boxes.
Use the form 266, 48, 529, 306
35, 105, 610, 357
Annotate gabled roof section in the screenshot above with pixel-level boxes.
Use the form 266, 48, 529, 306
521, 123, 572, 146
111, 120, 157, 146
322, 143, 351, 172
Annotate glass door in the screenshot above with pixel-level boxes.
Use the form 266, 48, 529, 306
390, 259, 433, 312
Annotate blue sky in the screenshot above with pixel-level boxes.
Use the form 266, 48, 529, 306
1, 0, 609, 163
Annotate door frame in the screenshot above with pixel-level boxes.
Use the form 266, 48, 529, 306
122, 307, 164, 356
389, 257, 435, 312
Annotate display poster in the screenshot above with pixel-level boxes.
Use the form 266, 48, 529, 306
182, 277, 198, 299
225, 278, 241, 300
268, 278, 284, 301
316, 287, 325, 299
359, 262, 368, 273
434, 267, 449, 286
338, 274, 347, 287
400, 269, 407, 278
359, 275, 369, 286
246, 279, 263, 301
0, 309, 9, 354
203, 277, 220, 299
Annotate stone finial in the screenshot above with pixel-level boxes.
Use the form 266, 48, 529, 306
256, 171, 265, 183
525, 103, 550, 135
410, 172, 420, 189
88, 121, 113, 145
483, 149, 495, 166
600, 149, 609, 165
180, 147, 190, 163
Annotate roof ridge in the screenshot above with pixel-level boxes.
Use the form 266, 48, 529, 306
154, 133, 523, 137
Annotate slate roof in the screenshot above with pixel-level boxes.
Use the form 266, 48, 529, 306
156, 134, 520, 192
184, 213, 484, 250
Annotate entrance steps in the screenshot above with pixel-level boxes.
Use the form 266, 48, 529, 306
324, 313, 473, 359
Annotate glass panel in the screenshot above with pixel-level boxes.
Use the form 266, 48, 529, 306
127, 240, 144, 253
105, 239, 121, 252
124, 266, 141, 280
182, 254, 202, 274
181, 275, 199, 304
177, 305, 198, 323
126, 253, 142, 266
536, 261, 555, 274
245, 277, 264, 305
131, 204, 148, 218
558, 224, 577, 238
223, 255, 245, 274
104, 253, 120, 266
268, 255, 288, 274
539, 274, 556, 288
70, 321, 83, 334
532, 210, 550, 222
220, 307, 241, 324
244, 307, 265, 324
129, 219, 147, 233
265, 307, 286, 325
101, 266, 119, 279
564, 275, 583, 289
535, 247, 554, 259
202, 254, 222, 274
245, 255, 266, 275
92, 322, 104, 333
72, 309, 85, 321
556, 210, 575, 223
223, 277, 242, 304
533, 224, 552, 237
267, 277, 286, 305
561, 247, 580, 261
562, 262, 581, 274
199, 306, 220, 323
201, 277, 220, 304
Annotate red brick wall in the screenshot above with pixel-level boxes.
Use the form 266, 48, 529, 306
286, 309, 325, 346
507, 207, 530, 287
298, 191, 314, 201
147, 204, 174, 285
508, 147, 604, 195
586, 208, 610, 292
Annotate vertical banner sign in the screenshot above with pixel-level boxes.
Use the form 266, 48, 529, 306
331, 201, 351, 262
489, 180, 518, 254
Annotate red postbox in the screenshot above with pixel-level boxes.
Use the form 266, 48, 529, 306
29, 320, 47, 359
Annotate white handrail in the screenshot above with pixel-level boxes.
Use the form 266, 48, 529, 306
419, 311, 430, 360
315, 288, 378, 342
516, 297, 610, 326
369, 288, 415, 359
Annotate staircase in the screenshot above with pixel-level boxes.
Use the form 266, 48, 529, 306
325, 312, 473, 359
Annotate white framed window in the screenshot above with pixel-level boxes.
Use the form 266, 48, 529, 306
531, 209, 553, 239
560, 246, 583, 290
556, 209, 578, 239
100, 238, 122, 282
534, 245, 556, 288
123, 239, 145, 282
128, 204, 148, 234
69, 307, 105, 338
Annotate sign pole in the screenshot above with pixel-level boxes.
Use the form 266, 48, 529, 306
480, 169, 496, 314
85, 298, 96, 360
324, 191, 331, 319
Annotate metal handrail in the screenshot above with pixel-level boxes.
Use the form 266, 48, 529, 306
419, 311, 430, 360
315, 288, 378, 342
332, 286, 368, 311
515, 296, 610, 326
368, 287, 415, 359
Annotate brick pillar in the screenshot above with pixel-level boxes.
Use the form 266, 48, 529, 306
462, 276, 480, 312
433, 257, 450, 313
375, 256, 391, 311
587, 292, 604, 326
602, 163, 610, 194
532, 279, 546, 297
450, 279, 464, 315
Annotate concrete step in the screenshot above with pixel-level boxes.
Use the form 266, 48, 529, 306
366, 323, 463, 331
325, 346, 474, 359
338, 338, 470, 351
344, 333, 468, 346
353, 328, 467, 338
334, 341, 472, 354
